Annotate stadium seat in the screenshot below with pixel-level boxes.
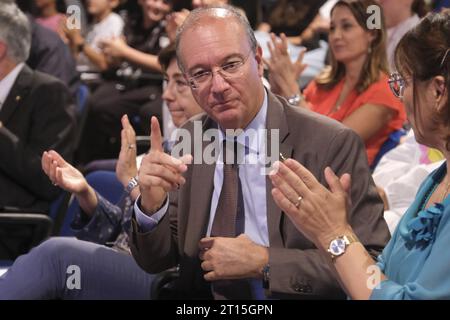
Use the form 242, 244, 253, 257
0, 213, 52, 260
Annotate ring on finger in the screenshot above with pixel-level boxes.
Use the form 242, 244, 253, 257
294, 195, 303, 208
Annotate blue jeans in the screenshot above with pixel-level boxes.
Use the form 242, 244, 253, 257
0, 237, 155, 299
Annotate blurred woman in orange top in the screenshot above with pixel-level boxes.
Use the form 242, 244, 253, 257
266, 0, 406, 167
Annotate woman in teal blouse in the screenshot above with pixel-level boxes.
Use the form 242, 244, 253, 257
269, 11, 450, 300
371, 163, 450, 299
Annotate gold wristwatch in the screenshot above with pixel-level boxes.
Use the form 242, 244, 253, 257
327, 234, 359, 262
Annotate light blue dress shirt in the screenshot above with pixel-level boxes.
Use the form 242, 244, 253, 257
371, 162, 450, 299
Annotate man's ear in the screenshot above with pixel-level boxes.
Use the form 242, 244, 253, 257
255, 45, 264, 77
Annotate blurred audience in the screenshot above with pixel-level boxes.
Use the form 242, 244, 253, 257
65, 0, 124, 73
377, 0, 428, 71
266, 0, 406, 167
76, 0, 175, 164
33, 0, 68, 41
27, 17, 80, 98
259, 0, 326, 40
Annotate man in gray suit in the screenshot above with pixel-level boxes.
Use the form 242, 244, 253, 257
131, 5, 390, 299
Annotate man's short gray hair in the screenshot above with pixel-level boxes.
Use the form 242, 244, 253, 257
0, 2, 31, 63
175, 5, 257, 72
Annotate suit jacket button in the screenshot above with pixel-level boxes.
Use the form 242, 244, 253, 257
293, 283, 305, 293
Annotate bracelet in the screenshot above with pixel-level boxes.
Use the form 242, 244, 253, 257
125, 176, 139, 194
287, 93, 303, 106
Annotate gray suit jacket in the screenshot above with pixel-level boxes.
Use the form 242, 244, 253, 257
131, 91, 390, 299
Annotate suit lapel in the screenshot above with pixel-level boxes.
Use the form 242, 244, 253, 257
0, 66, 33, 124
265, 92, 293, 247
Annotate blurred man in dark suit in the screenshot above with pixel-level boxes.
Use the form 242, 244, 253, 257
0, 2, 76, 213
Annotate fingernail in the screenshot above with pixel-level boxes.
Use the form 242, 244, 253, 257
325, 166, 335, 176
170, 158, 182, 166
274, 160, 281, 167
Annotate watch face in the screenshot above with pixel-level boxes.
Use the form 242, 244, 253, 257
329, 238, 346, 256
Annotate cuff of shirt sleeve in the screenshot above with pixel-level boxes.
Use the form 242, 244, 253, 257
134, 194, 169, 232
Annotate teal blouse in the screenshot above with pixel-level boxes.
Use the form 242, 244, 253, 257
371, 162, 450, 299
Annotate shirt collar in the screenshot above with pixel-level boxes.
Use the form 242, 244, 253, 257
218, 89, 268, 155
0, 63, 25, 110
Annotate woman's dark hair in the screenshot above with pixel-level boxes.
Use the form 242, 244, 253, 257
158, 42, 177, 72
395, 11, 450, 150
315, 0, 389, 93
412, 0, 428, 18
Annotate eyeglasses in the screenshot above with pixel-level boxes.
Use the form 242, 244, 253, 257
185, 50, 253, 90
388, 72, 408, 99
164, 76, 190, 94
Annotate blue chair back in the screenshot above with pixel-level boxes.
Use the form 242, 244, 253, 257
371, 129, 407, 171
434, 0, 449, 11
76, 84, 90, 115
49, 191, 70, 220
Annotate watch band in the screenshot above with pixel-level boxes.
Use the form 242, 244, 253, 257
125, 176, 139, 194
287, 93, 303, 106
343, 234, 358, 245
